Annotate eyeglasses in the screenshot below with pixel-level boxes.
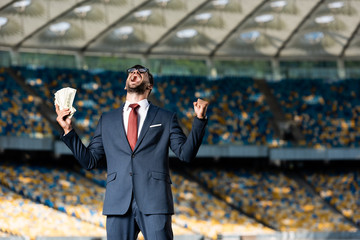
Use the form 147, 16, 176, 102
127, 67, 149, 74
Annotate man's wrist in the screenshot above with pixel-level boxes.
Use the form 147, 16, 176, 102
196, 115, 207, 120
64, 128, 73, 135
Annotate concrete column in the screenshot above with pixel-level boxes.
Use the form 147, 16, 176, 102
9, 49, 20, 66
140, 56, 148, 66
271, 58, 281, 81
337, 58, 346, 79
206, 58, 217, 78
75, 52, 85, 70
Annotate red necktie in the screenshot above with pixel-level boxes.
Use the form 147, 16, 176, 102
127, 103, 140, 151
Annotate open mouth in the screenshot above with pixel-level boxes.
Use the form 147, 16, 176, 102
131, 74, 141, 81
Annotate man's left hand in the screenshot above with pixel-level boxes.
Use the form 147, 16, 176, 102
193, 98, 209, 119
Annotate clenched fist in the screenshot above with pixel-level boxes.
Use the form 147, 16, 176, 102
193, 98, 209, 119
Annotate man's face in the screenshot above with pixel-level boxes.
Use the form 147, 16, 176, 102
125, 67, 151, 94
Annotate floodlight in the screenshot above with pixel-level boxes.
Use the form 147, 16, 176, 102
240, 31, 260, 43
270, 1, 287, 9
114, 26, 134, 39
74, 5, 92, 17
315, 15, 334, 24
212, 0, 229, 9
13, 0, 31, 12
195, 13, 212, 22
328, 1, 344, 9
13, 0, 31, 8
176, 29, 198, 39
134, 10, 152, 21
0, 17, 8, 28
255, 14, 274, 23
49, 22, 71, 36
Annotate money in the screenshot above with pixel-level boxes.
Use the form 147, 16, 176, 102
54, 87, 77, 118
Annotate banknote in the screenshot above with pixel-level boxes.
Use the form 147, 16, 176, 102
54, 87, 77, 118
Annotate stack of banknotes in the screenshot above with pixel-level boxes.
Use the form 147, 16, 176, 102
54, 87, 77, 118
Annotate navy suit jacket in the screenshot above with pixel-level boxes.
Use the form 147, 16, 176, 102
61, 103, 207, 215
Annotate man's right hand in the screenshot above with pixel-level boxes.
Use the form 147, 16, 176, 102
55, 104, 73, 135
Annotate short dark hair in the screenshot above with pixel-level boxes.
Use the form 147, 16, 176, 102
129, 64, 153, 86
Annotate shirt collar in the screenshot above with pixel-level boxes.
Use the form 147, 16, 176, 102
124, 99, 149, 111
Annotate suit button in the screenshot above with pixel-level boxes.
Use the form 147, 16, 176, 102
129, 172, 133, 176
131, 154, 135, 158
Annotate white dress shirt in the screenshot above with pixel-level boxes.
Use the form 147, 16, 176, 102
123, 99, 150, 137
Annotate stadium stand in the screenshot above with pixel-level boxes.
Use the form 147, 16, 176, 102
2, 1, 360, 240
11, 66, 128, 142
77, 167, 273, 238
8, 66, 275, 146
2, 66, 360, 239
0, 184, 106, 240
153, 76, 275, 145
171, 169, 273, 238
6, 66, 360, 149
188, 167, 358, 232
0, 161, 271, 239
0, 162, 106, 227
0, 68, 53, 138
304, 169, 360, 226
2, 157, 360, 239
0, 161, 199, 239
269, 79, 360, 148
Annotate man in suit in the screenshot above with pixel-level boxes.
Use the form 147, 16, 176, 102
55, 65, 209, 240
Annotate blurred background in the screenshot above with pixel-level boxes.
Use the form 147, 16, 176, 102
1, 0, 360, 239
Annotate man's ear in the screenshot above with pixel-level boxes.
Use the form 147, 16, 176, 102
147, 84, 153, 96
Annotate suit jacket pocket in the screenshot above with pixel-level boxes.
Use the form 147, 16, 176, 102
107, 172, 117, 183
146, 125, 164, 143
151, 171, 172, 184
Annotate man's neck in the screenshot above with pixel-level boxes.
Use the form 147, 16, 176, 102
126, 92, 148, 103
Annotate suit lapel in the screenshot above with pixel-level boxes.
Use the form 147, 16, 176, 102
115, 104, 128, 149
133, 103, 159, 152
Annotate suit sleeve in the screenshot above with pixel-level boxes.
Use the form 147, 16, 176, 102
60, 116, 105, 170
169, 113, 207, 162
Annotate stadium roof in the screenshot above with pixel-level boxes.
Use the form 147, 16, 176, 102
0, 0, 360, 60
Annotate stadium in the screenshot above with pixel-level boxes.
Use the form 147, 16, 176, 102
1, 0, 360, 239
